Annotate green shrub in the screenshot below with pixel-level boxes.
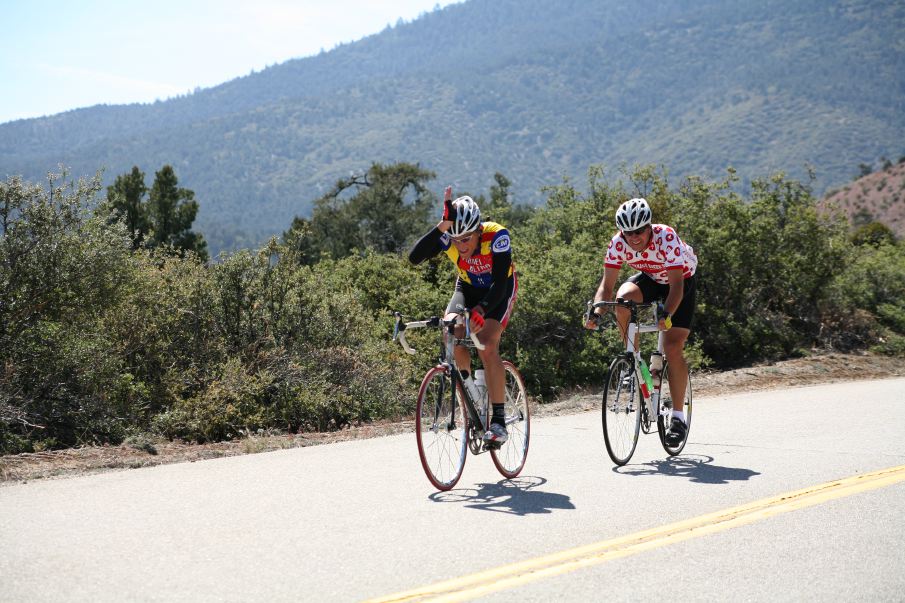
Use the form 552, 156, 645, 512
3, 165, 901, 453
0, 172, 141, 450
153, 357, 270, 442
871, 332, 905, 357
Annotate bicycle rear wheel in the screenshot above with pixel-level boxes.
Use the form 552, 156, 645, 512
657, 364, 693, 456
490, 361, 530, 478
602, 356, 641, 466
415, 366, 469, 491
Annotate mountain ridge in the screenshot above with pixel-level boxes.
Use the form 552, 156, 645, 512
2, 0, 903, 254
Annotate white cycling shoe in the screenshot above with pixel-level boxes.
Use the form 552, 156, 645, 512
483, 422, 509, 445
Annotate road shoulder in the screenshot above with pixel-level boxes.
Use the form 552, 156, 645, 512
2, 352, 901, 484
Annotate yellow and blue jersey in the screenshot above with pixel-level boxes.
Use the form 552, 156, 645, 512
440, 222, 514, 288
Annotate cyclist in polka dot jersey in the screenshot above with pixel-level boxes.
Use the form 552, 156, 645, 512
586, 198, 698, 446
605, 224, 697, 284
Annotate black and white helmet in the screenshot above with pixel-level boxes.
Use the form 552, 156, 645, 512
615, 198, 652, 232
449, 195, 482, 236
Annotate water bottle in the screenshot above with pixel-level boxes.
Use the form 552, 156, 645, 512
638, 360, 654, 399
463, 376, 481, 402
474, 369, 487, 400
649, 352, 663, 375
649, 352, 664, 412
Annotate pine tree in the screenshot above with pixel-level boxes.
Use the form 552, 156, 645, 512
106, 166, 148, 249
147, 165, 208, 261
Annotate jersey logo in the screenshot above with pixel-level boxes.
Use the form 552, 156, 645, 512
440, 233, 451, 245
492, 234, 511, 253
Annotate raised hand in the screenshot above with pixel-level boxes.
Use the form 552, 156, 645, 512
442, 185, 455, 221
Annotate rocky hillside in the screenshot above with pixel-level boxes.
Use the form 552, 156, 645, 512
823, 158, 905, 237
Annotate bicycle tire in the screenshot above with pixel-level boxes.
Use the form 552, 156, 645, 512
657, 363, 693, 456
602, 355, 641, 466
415, 366, 469, 491
490, 361, 530, 478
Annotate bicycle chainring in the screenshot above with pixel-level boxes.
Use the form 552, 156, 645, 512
468, 425, 483, 455
641, 401, 654, 434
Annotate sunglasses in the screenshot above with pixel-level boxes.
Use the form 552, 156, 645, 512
622, 226, 648, 237
451, 233, 476, 244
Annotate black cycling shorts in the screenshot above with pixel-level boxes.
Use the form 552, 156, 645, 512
445, 274, 518, 328
627, 272, 696, 330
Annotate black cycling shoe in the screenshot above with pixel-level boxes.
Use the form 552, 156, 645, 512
665, 417, 687, 447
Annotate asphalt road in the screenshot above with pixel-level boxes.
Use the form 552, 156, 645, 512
2, 378, 904, 602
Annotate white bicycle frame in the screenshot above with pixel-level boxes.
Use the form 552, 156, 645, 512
627, 318, 671, 422
594, 300, 672, 425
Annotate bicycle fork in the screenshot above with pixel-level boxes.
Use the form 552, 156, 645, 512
432, 370, 455, 434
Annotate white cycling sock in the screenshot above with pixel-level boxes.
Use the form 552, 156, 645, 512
673, 410, 685, 423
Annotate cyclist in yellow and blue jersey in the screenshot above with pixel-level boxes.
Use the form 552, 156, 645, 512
409, 186, 517, 445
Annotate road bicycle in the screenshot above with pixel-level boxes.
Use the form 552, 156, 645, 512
586, 299, 692, 466
393, 310, 530, 491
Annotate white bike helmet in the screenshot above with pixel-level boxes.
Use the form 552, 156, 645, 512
615, 198, 652, 232
449, 195, 482, 237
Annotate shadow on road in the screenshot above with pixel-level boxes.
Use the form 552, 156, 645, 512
615, 454, 761, 484
429, 476, 575, 515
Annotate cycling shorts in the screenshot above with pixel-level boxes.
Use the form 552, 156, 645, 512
628, 272, 696, 330
445, 274, 518, 328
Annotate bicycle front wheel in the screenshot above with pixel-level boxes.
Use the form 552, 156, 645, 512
490, 361, 530, 479
657, 364, 693, 456
602, 356, 641, 466
415, 366, 469, 491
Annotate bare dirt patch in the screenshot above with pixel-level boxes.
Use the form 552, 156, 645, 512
2, 352, 902, 485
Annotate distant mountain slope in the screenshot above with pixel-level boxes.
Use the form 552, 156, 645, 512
823, 158, 905, 237
2, 0, 904, 255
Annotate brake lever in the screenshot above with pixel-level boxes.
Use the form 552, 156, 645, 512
464, 310, 486, 351
584, 300, 605, 331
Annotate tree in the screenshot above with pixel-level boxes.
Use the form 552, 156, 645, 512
147, 165, 208, 261
479, 171, 535, 228
283, 162, 435, 264
0, 171, 136, 451
106, 166, 148, 249
105, 165, 208, 260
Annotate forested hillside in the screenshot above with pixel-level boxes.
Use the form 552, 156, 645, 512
1, 0, 903, 255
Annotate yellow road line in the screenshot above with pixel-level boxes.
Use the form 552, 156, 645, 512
365, 464, 905, 603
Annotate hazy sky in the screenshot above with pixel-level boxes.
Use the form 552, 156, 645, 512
0, 0, 459, 124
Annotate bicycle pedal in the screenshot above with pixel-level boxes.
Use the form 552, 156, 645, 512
482, 441, 502, 451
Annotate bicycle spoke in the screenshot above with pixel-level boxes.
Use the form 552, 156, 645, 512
416, 367, 468, 490
491, 361, 530, 479
602, 357, 641, 465
657, 363, 693, 456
